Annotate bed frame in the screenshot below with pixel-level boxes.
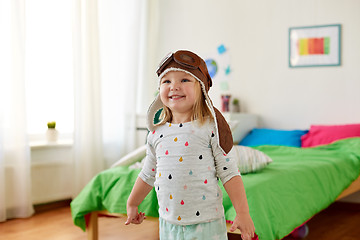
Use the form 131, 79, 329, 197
81, 116, 360, 239
85, 175, 360, 240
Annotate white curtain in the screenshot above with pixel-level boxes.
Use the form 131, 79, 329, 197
0, 0, 34, 221
72, 0, 148, 196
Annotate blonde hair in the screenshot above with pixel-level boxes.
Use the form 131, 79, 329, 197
157, 81, 213, 126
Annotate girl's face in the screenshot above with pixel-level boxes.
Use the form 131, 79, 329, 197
159, 71, 199, 121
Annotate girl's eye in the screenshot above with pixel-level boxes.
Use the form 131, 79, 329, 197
162, 80, 171, 84
181, 79, 191, 82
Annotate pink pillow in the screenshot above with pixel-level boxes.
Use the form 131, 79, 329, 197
301, 124, 360, 147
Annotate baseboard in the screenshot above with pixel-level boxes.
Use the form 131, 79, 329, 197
33, 199, 72, 213
329, 201, 360, 211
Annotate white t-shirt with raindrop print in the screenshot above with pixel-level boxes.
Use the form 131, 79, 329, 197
138, 119, 240, 225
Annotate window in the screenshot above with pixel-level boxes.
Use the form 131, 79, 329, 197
25, 0, 73, 137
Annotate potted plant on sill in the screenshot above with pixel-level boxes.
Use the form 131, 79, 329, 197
232, 98, 240, 112
46, 121, 58, 142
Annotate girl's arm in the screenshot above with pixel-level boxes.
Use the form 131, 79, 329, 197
125, 177, 153, 225
125, 131, 157, 225
223, 175, 255, 240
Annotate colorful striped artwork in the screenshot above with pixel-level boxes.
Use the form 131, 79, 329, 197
298, 37, 330, 55
289, 24, 341, 67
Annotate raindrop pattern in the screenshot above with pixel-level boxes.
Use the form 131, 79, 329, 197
139, 121, 240, 224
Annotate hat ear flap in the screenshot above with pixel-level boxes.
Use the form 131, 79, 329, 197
199, 81, 233, 155
213, 107, 233, 154
146, 95, 163, 132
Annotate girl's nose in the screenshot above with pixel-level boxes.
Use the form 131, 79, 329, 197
170, 82, 180, 91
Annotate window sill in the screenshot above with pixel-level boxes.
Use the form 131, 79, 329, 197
30, 139, 73, 150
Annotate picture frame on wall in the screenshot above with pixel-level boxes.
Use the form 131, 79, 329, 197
289, 24, 341, 68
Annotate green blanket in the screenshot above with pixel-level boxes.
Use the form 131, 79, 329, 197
71, 138, 360, 240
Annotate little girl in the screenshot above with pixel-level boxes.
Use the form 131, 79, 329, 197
125, 50, 255, 240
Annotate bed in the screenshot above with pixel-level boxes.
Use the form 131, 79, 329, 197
71, 123, 360, 240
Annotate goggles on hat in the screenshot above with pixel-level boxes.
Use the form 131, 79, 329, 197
156, 50, 212, 88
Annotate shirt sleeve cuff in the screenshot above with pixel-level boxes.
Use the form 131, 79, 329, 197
138, 170, 155, 187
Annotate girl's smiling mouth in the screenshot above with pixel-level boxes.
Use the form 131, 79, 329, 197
169, 95, 185, 100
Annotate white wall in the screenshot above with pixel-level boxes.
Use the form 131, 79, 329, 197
30, 145, 73, 204
148, 0, 360, 129
143, 0, 360, 203
28, 0, 360, 205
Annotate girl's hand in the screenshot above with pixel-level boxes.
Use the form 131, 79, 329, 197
125, 206, 146, 225
229, 212, 255, 240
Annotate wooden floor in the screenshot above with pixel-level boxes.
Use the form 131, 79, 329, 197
281, 202, 360, 240
0, 201, 359, 240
